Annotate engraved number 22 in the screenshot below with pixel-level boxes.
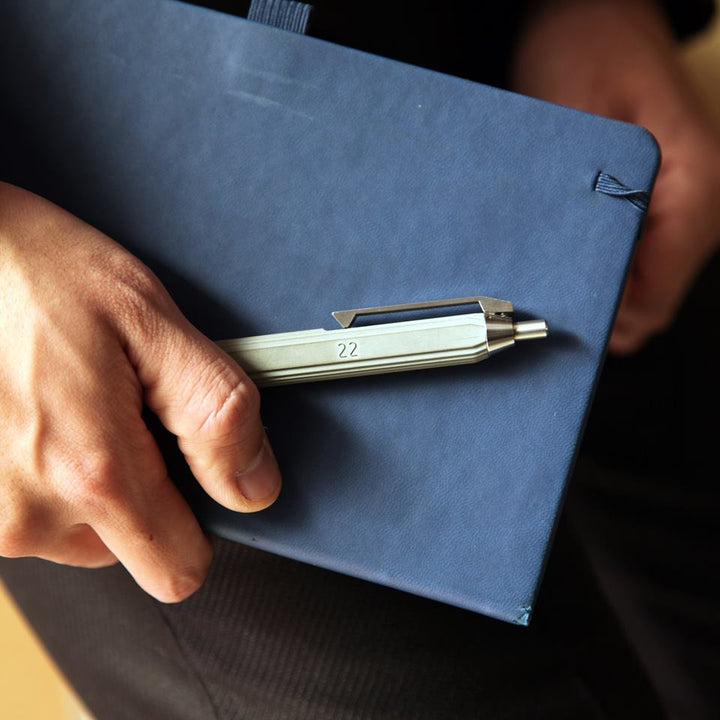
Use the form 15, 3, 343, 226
337, 341, 358, 359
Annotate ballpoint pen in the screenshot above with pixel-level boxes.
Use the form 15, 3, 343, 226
217, 296, 548, 388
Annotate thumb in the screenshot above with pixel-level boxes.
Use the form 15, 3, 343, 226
126, 300, 281, 513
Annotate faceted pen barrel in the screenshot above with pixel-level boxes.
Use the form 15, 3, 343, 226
219, 314, 490, 387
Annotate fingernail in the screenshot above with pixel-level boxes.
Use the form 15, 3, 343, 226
235, 437, 281, 502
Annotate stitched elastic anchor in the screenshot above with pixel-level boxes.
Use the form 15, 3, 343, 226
594, 172, 650, 213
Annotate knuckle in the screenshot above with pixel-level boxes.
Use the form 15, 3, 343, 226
57, 451, 123, 511
103, 256, 171, 339
113, 255, 166, 303
219, 379, 261, 425
196, 366, 260, 438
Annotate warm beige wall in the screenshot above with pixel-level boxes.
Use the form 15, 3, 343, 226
0, 582, 91, 720
684, 8, 720, 128
2, 8, 720, 720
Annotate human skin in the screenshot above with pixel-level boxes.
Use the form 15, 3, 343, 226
511, 0, 720, 354
0, 182, 281, 602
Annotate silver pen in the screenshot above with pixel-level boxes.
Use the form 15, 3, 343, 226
217, 296, 548, 388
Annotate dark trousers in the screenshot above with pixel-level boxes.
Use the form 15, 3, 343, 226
0, 521, 663, 720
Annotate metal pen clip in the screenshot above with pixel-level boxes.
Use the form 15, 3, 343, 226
218, 296, 548, 387
331, 296, 514, 328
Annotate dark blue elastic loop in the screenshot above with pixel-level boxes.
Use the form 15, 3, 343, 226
248, 0, 311, 34
594, 172, 650, 213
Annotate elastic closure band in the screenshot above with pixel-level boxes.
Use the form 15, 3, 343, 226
594, 172, 650, 213
248, 0, 312, 34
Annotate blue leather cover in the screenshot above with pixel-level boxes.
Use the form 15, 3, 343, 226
0, 0, 659, 624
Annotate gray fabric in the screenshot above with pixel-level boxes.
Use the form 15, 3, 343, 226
0, 521, 665, 719
0, 559, 218, 720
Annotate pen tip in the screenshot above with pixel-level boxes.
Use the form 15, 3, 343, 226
513, 320, 548, 341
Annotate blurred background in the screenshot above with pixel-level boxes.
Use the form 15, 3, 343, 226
2, 6, 719, 719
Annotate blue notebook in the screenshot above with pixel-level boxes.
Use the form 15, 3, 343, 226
0, 0, 659, 624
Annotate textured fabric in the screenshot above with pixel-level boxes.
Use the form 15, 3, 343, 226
0, 518, 665, 719
574, 251, 720, 719
0, 560, 218, 720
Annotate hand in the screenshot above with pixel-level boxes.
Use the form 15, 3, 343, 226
510, 0, 720, 354
0, 182, 281, 602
